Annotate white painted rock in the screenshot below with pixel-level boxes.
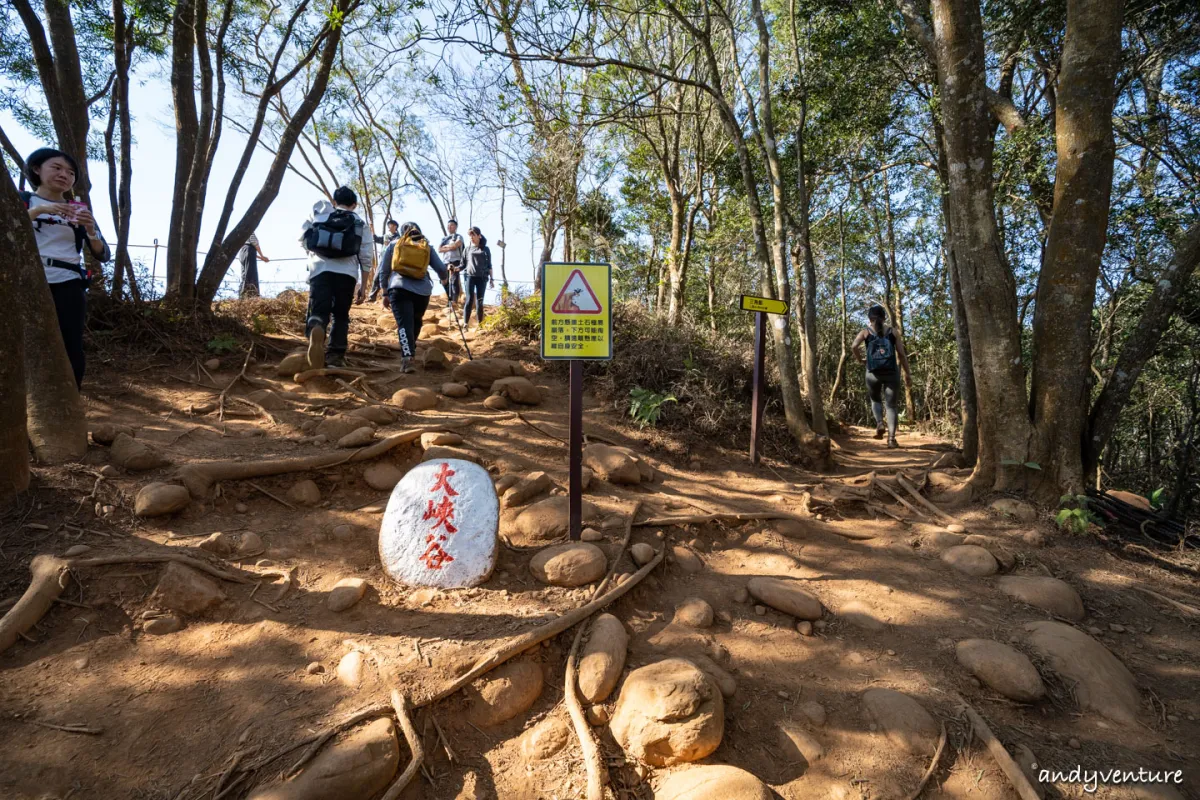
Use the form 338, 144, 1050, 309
955, 639, 1045, 702
997, 576, 1084, 621
1025, 621, 1140, 724
653, 765, 773, 800
379, 458, 499, 588
941, 544, 999, 576
530, 543, 606, 587
363, 462, 405, 491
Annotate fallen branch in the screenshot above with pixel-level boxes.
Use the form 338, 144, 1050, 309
1132, 587, 1200, 619
248, 481, 297, 511
0, 556, 70, 654
954, 694, 1041, 800
293, 367, 367, 384
897, 474, 959, 524
69, 554, 254, 585
9, 715, 104, 736
635, 511, 875, 540
515, 411, 567, 445
218, 349, 254, 423
904, 721, 946, 800
176, 421, 481, 497
871, 474, 929, 520
380, 690, 423, 800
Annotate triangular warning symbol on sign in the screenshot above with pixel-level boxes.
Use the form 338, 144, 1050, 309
551, 269, 602, 314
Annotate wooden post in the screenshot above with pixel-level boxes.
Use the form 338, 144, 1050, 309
569, 359, 583, 540
750, 311, 766, 465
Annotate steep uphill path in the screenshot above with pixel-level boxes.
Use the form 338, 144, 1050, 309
0, 295, 1196, 800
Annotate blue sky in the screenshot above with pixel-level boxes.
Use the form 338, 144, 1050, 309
4, 67, 541, 301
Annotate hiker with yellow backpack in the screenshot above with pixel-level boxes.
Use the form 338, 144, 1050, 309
379, 222, 450, 373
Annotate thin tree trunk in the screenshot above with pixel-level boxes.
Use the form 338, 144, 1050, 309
499, 169, 508, 290
881, 168, 914, 416
166, 0, 199, 298
0, 171, 31, 502
828, 208, 849, 409
1086, 220, 1200, 474
1029, 0, 1126, 495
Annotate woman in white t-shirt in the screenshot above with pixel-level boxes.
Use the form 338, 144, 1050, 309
22, 148, 110, 388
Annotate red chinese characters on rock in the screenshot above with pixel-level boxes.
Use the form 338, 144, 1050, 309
419, 463, 459, 570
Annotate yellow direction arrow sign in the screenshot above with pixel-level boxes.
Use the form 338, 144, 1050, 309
541, 262, 612, 360
740, 294, 788, 315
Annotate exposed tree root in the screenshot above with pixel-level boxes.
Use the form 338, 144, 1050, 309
566, 623, 607, 800
218, 350, 254, 423
176, 420, 483, 497
1132, 587, 1200, 619
8, 715, 104, 735
871, 474, 928, 520
897, 474, 960, 524
954, 694, 1042, 800
0, 552, 254, 655
635, 511, 875, 540
904, 721, 947, 800
293, 367, 367, 384
380, 690, 423, 800
0, 555, 70, 653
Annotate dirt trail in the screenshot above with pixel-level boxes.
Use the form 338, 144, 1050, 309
1, 297, 1197, 800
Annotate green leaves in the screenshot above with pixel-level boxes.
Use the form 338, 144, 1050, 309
629, 387, 677, 428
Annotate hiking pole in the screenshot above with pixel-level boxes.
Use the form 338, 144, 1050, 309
445, 289, 473, 360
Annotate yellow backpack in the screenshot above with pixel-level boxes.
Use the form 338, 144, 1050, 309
391, 232, 431, 279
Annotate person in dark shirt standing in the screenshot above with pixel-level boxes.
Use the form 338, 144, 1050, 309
438, 219, 464, 308
461, 226, 494, 327
237, 232, 270, 298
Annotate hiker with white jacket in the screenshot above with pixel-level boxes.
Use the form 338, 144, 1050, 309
299, 186, 374, 368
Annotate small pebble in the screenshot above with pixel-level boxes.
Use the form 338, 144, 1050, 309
814, 619, 827, 631
73, 655, 90, 670
869, 723, 877, 732
1068, 738, 1081, 749
755, 605, 767, 616
1109, 623, 1125, 633
796, 621, 813, 636
1157, 654, 1168, 661
235, 503, 248, 513
306, 662, 325, 675
717, 611, 733, 624
886, 649, 896, 656
654, 530, 665, 540
63, 544, 92, 558
1087, 626, 1103, 636
776, 690, 790, 700
733, 587, 750, 604
1166, 714, 1178, 723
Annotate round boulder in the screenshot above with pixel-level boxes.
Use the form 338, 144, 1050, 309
134, 483, 191, 517
441, 382, 470, 398
861, 688, 940, 756
582, 443, 642, 485
746, 577, 823, 620
467, 660, 544, 727
483, 394, 509, 411
451, 358, 527, 388
363, 462, 405, 491
955, 639, 1045, 702
673, 598, 714, 629
392, 387, 439, 411
940, 544, 999, 576
491, 376, 542, 405
248, 717, 399, 800
509, 497, 601, 545
631, 543, 656, 566
328, 578, 369, 612
991, 497, 1038, 523
577, 613, 628, 704
610, 658, 724, 766
519, 714, 570, 761
1025, 621, 1140, 724
287, 479, 322, 507
530, 542, 606, 587
653, 765, 773, 800
996, 575, 1084, 621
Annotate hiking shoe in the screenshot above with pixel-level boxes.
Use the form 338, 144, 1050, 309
874, 425, 886, 440
307, 323, 326, 370
326, 353, 346, 368
401, 357, 416, 374
887, 438, 900, 449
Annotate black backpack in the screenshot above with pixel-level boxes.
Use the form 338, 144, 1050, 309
866, 328, 897, 372
303, 209, 363, 259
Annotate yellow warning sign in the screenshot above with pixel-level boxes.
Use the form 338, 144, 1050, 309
542, 262, 612, 360
739, 294, 788, 315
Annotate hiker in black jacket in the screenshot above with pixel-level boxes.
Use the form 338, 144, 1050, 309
851, 304, 912, 449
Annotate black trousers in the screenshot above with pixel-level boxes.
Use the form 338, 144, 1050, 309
866, 369, 901, 437
237, 246, 259, 298
306, 272, 356, 357
50, 279, 87, 389
446, 265, 463, 302
464, 274, 488, 325
389, 287, 431, 358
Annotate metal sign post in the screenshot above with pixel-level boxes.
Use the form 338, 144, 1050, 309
739, 294, 789, 466
542, 262, 613, 541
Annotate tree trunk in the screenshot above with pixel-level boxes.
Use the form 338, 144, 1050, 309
4, 171, 88, 463
930, 0, 1030, 490
828, 209, 849, 409
881, 168, 914, 416
1029, 0, 1126, 496
498, 169, 508, 289
1086, 220, 1200, 474
166, 0, 199, 299
0, 171, 31, 502
665, 191, 685, 324
108, 0, 137, 302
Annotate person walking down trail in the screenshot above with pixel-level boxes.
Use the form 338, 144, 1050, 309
438, 219, 464, 308
299, 186, 374, 369
21, 147, 111, 389
379, 222, 449, 374
851, 304, 912, 449
237, 232, 270, 298
461, 226, 494, 328
368, 220, 401, 302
